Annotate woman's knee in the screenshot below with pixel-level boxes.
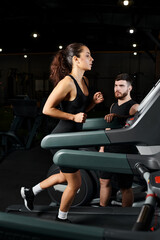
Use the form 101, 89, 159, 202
66, 172, 82, 192
76, 176, 82, 190
72, 176, 81, 191
59, 171, 66, 183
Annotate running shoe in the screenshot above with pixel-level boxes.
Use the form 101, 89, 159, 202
21, 187, 34, 211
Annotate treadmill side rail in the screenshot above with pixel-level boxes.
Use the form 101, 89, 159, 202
41, 130, 110, 149
53, 149, 132, 174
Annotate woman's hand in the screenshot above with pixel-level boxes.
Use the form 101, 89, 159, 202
93, 92, 104, 104
73, 112, 87, 123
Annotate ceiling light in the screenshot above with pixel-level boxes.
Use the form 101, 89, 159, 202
59, 45, 63, 49
123, 0, 129, 6
129, 28, 135, 34
0, 48, 2, 52
127, 27, 136, 34
119, 0, 133, 7
132, 43, 137, 48
31, 32, 40, 39
133, 52, 137, 55
33, 33, 38, 38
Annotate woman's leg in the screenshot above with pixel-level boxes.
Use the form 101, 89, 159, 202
40, 171, 66, 189
21, 170, 66, 211
57, 170, 81, 220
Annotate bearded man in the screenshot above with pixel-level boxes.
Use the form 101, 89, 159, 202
99, 73, 139, 207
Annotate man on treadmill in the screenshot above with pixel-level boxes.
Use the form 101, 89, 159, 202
99, 73, 139, 207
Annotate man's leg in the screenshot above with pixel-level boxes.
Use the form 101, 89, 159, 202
99, 178, 111, 207
120, 188, 134, 207
118, 173, 134, 207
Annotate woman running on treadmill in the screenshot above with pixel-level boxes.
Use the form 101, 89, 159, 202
20, 42, 104, 222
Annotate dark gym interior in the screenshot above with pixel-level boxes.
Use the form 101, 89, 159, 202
1, 1, 160, 239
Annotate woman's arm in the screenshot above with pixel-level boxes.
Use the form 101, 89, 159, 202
83, 76, 104, 112
43, 78, 87, 123
86, 92, 104, 112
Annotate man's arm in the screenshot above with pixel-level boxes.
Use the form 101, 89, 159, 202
129, 103, 139, 116
105, 103, 139, 123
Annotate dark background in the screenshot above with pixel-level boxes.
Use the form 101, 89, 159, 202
0, 0, 160, 109
1, 0, 160, 53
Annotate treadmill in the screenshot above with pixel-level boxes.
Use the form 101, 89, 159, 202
4, 80, 160, 239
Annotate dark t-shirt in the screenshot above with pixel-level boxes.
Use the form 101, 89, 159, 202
110, 99, 137, 126
105, 99, 138, 154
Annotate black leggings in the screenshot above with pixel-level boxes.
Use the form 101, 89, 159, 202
50, 120, 83, 173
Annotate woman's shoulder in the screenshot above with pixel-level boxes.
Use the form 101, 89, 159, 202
56, 76, 74, 91
59, 75, 74, 85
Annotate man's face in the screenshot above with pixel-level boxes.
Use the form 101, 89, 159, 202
114, 80, 131, 99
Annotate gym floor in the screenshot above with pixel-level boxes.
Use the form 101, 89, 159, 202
0, 145, 53, 212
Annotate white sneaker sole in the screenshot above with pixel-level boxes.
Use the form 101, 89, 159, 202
20, 187, 32, 211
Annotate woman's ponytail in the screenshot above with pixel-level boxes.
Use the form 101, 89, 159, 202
50, 49, 71, 86
50, 43, 85, 86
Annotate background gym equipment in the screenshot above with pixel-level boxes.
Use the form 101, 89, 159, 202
0, 97, 56, 161
0, 97, 38, 160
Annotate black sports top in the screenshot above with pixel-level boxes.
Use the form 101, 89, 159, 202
104, 99, 139, 154
60, 75, 89, 115
51, 75, 89, 134
110, 99, 137, 126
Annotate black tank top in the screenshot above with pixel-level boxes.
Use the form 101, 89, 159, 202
52, 75, 89, 133
60, 75, 89, 114
105, 100, 139, 154
111, 99, 137, 126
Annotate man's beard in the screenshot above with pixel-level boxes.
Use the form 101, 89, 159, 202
115, 91, 128, 99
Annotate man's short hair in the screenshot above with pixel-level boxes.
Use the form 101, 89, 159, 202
115, 73, 133, 85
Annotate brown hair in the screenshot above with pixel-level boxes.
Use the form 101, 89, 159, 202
115, 73, 133, 86
50, 43, 86, 86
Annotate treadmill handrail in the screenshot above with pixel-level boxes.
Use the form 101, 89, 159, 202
138, 79, 160, 113
53, 149, 132, 174
41, 130, 110, 149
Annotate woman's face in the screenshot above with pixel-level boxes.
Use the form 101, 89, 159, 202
77, 46, 94, 71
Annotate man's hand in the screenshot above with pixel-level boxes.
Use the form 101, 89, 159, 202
104, 113, 117, 123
